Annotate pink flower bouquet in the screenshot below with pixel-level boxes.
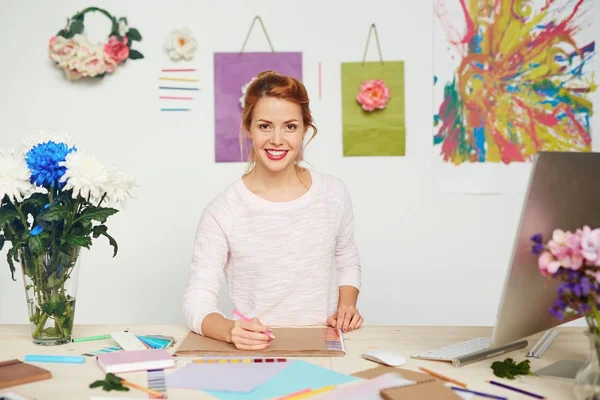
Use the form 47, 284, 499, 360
531, 226, 600, 333
356, 79, 391, 112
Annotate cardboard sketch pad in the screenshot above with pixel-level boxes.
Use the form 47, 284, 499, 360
175, 327, 345, 357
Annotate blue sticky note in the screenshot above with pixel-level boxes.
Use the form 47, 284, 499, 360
205, 360, 359, 400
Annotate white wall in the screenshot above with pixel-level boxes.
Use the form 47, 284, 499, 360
0, 0, 596, 328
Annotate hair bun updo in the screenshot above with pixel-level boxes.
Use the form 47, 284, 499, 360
256, 70, 277, 79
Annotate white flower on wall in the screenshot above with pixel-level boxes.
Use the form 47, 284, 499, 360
239, 80, 253, 109
164, 28, 197, 61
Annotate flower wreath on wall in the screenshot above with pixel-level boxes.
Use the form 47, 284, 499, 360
48, 7, 144, 81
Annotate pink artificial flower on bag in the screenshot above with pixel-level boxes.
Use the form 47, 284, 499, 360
356, 79, 391, 112
104, 35, 129, 64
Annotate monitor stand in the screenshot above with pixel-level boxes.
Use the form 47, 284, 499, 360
534, 360, 585, 380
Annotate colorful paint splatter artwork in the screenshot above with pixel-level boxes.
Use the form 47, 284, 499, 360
433, 0, 596, 165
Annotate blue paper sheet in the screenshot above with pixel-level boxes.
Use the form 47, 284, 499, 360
205, 360, 359, 400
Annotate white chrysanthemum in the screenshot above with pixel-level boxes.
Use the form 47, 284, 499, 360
103, 164, 136, 209
164, 28, 197, 60
0, 150, 35, 202
239, 80, 252, 109
21, 130, 77, 152
59, 151, 108, 202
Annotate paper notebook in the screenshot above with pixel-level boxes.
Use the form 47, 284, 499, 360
0, 359, 52, 389
352, 366, 462, 400
96, 349, 175, 374
175, 327, 345, 357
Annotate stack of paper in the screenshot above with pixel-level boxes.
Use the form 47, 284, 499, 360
166, 359, 358, 400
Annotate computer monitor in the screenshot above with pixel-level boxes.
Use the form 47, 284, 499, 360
411, 151, 600, 370
491, 151, 600, 347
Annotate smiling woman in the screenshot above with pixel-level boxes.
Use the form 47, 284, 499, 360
240, 70, 317, 184
182, 70, 363, 351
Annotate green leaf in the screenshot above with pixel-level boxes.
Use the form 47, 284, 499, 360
126, 28, 141, 41
491, 358, 532, 380
39, 205, 70, 222
0, 234, 4, 251
128, 50, 144, 60
6, 250, 16, 281
66, 235, 92, 248
0, 209, 19, 227
106, 373, 123, 385
27, 235, 43, 255
21, 193, 50, 216
69, 20, 84, 34
81, 206, 118, 224
101, 230, 118, 257
92, 225, 108, 238
118, 17, 128, 24
57, 29, 72, 39
89, 373, 129, 392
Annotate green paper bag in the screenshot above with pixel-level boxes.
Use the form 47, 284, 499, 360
341, 61, 405, 156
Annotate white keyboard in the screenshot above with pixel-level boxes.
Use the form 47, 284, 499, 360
412, 337, 493, 361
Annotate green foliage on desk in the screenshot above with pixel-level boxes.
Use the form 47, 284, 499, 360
89, 373, 129, 392
491, 358, 533, 379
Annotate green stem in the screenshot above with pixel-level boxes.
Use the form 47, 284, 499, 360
74, 7, 115, 23
61, 197, 82, 243
33, 313, 48, 338
592, 301, 600, 335
97, 192, 107, 207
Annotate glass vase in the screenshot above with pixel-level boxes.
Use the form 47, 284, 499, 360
574, 332, 600, 400
19, 246, 81, 345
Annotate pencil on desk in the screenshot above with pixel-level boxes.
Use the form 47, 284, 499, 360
121, 379, 165, 398
487, 380, 546, 399
451, 387, 507, 400
419, 366, 467, 388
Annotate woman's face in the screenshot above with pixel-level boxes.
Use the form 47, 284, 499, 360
248, 97, 306, 173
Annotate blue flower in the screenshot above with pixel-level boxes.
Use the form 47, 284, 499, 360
530, 233, 543, 244
25, 141, 76, 187
550, 305, 564, 320
29, 225, 43, 236
531, 243, 544, 255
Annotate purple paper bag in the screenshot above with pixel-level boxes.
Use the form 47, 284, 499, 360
213, 52, 303, 162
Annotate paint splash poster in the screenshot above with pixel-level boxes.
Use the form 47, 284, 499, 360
433, 0, 596, 193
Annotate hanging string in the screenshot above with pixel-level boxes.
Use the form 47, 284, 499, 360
239, 16, 276, 55
361, 23, 384, 65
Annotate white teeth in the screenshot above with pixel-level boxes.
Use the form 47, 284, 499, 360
266, 150, 286, 156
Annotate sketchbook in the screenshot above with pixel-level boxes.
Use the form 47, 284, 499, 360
174, 327, 345, 357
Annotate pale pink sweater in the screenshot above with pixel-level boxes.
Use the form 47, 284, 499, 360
182, 169, 361, 335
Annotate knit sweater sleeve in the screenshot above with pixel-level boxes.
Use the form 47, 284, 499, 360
335, 182, 362, 289
182, 202, 231, 335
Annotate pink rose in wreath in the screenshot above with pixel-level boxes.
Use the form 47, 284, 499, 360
356, 79, 391, 112
104, 35, 129, 64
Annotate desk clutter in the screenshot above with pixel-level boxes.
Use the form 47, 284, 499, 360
0, 329, 549, 400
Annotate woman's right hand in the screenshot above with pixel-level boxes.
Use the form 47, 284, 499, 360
230, 317, 275, 350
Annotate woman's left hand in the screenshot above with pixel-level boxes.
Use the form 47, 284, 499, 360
327, 305, 363, 333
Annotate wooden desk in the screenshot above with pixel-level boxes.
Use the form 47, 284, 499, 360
0, 325, 588, 399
